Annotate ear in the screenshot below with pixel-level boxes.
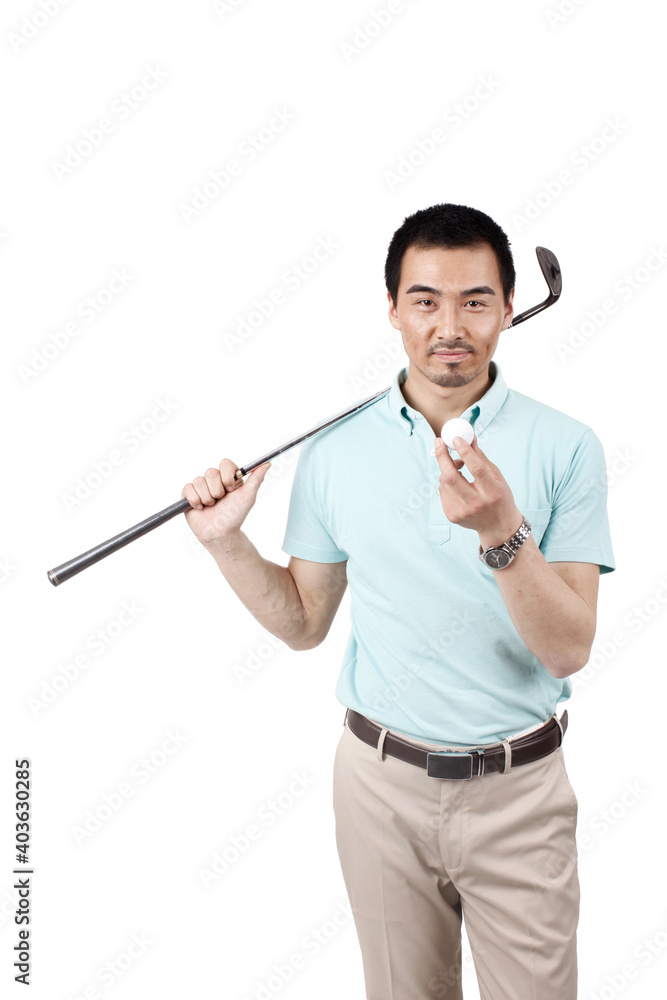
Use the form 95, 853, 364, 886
387, 290, 401, 331
502, 287, 515, 330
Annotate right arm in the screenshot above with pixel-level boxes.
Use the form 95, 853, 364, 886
181, 459, 348, 651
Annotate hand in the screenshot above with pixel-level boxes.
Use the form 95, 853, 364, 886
181, 458, 271, 547
434, 434, 522, 544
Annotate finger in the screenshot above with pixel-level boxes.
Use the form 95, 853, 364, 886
220, 458, 243, 492
192, 475, 215, 506
204, 467, 225, 500
181, 483, 204, 510
434, 437, 457, 467
452, 434, 487, 476
435, 446, 473, 497
434, 438, 466, 479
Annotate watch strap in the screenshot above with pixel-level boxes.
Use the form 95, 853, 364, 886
506, 516, 532, 553
478, 516, 532, 565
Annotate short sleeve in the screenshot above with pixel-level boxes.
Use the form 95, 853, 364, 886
540, 428, 615, 574
282, 438, 348, 563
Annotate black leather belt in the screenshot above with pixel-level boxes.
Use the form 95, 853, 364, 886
345, 709, 568, 779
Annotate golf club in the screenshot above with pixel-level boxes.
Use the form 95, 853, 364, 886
47, 246, 562, 586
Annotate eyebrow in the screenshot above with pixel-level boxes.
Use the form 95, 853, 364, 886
405, 283, 496, 296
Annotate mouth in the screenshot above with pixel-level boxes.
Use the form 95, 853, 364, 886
432, 351, 470, 362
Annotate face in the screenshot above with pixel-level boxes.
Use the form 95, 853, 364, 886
387, 243, 514, 389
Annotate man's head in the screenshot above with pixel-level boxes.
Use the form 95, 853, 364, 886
385, 204, 516, 392
385, 203, 515, 307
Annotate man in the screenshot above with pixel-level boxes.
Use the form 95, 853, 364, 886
182, 204, 615, 999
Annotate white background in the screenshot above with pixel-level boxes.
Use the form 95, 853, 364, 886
2, 1, 665, 997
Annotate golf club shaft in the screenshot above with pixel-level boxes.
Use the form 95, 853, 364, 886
47, 247, 561, 586
47, 386, 390, 586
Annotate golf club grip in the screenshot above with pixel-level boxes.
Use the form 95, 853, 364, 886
47, 497, 192, 586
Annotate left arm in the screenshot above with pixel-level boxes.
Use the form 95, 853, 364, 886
435, 434, 599, 679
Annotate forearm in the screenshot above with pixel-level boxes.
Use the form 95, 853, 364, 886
203, 530, 313, 650
478, 519, 595, 678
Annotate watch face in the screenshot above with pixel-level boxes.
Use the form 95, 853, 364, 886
484, 547, 512, 569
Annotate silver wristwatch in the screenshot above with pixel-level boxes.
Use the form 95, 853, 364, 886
478, 516, 532, 570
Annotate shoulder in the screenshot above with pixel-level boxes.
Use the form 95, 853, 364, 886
504, 386, 602, 449
299, 385, 392, 460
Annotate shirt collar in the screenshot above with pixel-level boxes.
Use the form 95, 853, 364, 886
388, 361, 509, 436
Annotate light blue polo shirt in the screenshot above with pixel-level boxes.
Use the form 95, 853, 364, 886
281, 361, 615, 747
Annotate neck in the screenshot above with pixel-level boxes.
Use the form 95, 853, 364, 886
401, 362, 494, 437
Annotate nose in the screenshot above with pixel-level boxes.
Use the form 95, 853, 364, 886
432, 299, 464, 342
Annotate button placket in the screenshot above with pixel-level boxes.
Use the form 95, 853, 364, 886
418, 421, 450, 545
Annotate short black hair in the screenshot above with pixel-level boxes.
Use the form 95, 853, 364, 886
384, 203, 516, 306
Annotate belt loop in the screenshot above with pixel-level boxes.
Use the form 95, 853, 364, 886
554, 712, 565, 745
343, 707, 349, 728
501, 739, 512, 774
376, 727, 389, 761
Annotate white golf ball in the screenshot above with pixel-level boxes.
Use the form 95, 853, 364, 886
440, 417, 474, 450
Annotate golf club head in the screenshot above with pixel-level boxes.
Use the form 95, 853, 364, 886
509, 246, 562, 327
535, 246, 562, 301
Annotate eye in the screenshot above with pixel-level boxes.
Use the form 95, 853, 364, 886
417, 298, 435, 306
466, 300, 483, 307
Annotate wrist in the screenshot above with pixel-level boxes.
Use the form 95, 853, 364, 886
202, 528, 244, 557
477, 509, 523, 550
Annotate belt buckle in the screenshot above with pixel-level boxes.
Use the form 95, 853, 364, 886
426, 749, 484, 780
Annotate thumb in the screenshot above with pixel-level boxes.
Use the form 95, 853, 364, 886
245, 461, 272, 489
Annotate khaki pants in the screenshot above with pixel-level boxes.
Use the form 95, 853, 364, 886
332, 717, 580, 1000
